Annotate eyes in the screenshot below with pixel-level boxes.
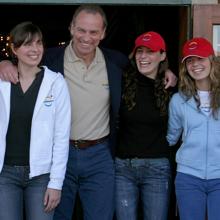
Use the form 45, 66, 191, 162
185, 57, 203, 65
75, 27, 100, 37
136, 47, 154, 55
22, 39, 43, 47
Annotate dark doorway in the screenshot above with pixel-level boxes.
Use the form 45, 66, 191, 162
0, 4, 188, 73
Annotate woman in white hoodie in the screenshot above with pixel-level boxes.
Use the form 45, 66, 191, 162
0, 21, 71, 220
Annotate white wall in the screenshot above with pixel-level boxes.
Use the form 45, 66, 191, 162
192, 0, 217, 4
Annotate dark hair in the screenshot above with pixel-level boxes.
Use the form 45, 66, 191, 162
9, 21, 43, 64
71, 5, 107, 29
10, 21, 43, 49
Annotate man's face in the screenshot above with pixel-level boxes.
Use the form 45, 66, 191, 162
70, 11, 106, 61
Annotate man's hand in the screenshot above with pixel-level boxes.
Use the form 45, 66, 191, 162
0, 60, 19, 84
164, 69, 177, 89
44, 188, 61, 213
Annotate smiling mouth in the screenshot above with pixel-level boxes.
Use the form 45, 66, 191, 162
193, 68, 203, 72
139, 61, 151, 67
28, 55, 39, 58
80, 42, 91, 48
140, 61, 150, 64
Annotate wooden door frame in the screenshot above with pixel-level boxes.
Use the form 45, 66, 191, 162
193, 5, 220, 42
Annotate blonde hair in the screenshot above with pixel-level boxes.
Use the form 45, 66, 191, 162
179, 55, 220, 119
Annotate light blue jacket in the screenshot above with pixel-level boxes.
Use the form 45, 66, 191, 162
0, 66, 71, 189
167, 92, 220, 179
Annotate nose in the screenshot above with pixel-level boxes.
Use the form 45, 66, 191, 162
82, 32, 91, 42
30, 44, 38, 52
140, 51, 147, 59
31, 43, 42, 51
191, 58, 200, 66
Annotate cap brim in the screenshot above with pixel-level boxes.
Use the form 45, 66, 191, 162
129, 45, 163, 59
181, 54, 207, 63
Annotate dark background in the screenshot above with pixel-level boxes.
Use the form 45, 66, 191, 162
0, 4, 181, 72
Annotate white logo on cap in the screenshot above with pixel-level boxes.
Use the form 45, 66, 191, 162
142, 33, 152, 42
188, 41, 198, 50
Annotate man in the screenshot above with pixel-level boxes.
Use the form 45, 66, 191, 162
0, 5, 176, 220
44, 5, 127, 220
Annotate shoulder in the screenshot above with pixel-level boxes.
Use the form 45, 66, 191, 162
0, 79, 10, 87
42, 66, 64, 83
171, 92, 186, 101
42, 45, 66, 64
171, 92, 181, 101
170, 92, 186, 107
100, 47, 129, 68
44, 45, 66, 58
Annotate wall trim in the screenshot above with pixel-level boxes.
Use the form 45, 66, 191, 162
0, 0, 192, 5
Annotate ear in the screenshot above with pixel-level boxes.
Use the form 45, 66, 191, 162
10, 43, 17, 56
160, 51, 166, 62
100, 28, 106, 40
69, 23, 74, 37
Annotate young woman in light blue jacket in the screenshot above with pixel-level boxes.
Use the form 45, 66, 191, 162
167, 37, 220, 220
0, 22, 71, 220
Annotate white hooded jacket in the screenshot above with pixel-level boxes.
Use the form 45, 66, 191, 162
0, 66, 71, 190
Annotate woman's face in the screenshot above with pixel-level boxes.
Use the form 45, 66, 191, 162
135, 46, 166, 79
185, 56, 211, 89
12, 35, 43, 68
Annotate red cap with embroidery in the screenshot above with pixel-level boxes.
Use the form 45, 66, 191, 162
182, 37, 214, 62
133, 31, 166, 53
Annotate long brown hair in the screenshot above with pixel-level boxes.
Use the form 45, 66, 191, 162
179, 55, 220, 119
122, 51, 171, 116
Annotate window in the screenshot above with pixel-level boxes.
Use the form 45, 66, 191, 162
213, 25, 220, 56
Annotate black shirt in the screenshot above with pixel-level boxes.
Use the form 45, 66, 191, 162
116, 73, 169, 158
5, 69, 44, 166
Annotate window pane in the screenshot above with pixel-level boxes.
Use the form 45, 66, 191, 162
213, 25, 220, 56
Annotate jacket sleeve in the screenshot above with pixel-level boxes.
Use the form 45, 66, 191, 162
47, 74, 71, 190
167, 94, 183, 146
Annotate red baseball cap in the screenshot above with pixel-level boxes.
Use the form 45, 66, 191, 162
182, 37, 214, 62
132, 31, 166, 54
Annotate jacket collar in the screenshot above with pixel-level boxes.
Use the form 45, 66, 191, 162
0, 66, 59, 121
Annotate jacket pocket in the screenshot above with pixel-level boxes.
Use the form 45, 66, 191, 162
176, 130, 204, 168
208, 130, 220, 166
30, 121, 53, 163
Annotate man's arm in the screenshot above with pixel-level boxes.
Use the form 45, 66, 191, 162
0, 60, 18, 83
0, 45, 65, 83
164, 69, 177, 89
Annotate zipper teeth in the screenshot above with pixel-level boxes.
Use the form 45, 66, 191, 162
205, 118, 208, 179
